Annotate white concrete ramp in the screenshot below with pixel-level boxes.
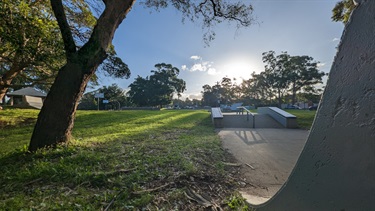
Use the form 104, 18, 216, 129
248, 2, 375, 210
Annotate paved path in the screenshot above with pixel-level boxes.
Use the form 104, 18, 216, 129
219, 128, 309, 204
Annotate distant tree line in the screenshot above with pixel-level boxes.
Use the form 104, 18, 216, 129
201, 51, 325, 108
78, 63, 186, 110
79, 52, 324, 110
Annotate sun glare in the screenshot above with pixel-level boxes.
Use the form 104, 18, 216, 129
221, 60, 254, 80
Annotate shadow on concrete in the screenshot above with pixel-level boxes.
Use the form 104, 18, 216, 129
234, 129, 267, 145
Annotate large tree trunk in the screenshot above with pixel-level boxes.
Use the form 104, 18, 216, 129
28, 0, 135, 152
28, 60, 101, 151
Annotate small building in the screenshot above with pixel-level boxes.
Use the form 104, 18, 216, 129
6, 87, 47, 109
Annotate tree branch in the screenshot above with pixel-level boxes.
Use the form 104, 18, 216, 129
50, 0, 77, 58
77, 0, 135, 70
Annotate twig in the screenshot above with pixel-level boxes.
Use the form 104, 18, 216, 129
222, 162, 241, 167
24, 178, 42, 186
184, 188, 212, 207
104, 189, 125, 211
246, 163, 255, 170
133, 182, 173, 195
98, 167, 137, 177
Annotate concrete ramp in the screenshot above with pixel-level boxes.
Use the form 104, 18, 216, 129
248, 2, 375, 210
222, 113, 283, 128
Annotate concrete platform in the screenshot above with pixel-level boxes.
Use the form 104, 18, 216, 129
219, 128, 309, 204
222, 113, 283, 128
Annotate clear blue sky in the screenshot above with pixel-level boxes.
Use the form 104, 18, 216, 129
96, 0, 344, 100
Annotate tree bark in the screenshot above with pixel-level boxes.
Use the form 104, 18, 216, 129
0, 60, 26, 102
29, 60, 99, 151
277, 88, 282, 108
28, 0, 135, 151
292, 82, 296, 105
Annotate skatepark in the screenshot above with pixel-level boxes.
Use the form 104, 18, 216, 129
213, 2, 375, 209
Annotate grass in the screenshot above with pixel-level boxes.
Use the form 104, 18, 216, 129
283, 109, 317, 129
0, 109, 39, 152
0, 108, 245, 210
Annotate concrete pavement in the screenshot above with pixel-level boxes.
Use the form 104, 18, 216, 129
219, 128, 309, 204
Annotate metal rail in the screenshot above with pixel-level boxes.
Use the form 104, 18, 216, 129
237, 106, 255, 128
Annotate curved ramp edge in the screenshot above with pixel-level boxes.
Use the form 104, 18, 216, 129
247, 1, 375, 210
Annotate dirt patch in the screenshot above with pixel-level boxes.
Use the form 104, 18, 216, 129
221, 148, 273, 201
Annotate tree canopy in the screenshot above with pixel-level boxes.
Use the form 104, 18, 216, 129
78, 83, 127, 110
201, 51, 324, 107
0, 0, 130, 107
0, 0, 64, 101
332, 0, 356, 23
128, 63, 186, 107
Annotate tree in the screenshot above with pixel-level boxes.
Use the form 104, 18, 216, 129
128, 63, 186, 107
288, 55, 324, 104
99, 83, 127, 110
0, 0, 64, 103
332, 0, 356, 23
78, 83, 126, 110
0, 0, 128, 107
201, 84, 219, 107
297, 86, 323, 105
240, 72, 268, 106
262, 51, 290, 107
219, 77, 234, 105
127, 76, 151, 107
260, 51, 324, 106
28, 0, 254, 151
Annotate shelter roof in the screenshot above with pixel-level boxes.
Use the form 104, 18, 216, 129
7, 87, 47, 97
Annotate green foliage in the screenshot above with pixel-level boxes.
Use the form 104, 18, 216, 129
0, 0, 64, 92
288, 55, 325, 104
261, 51, 325, 106
201, 51, 323, 107
62, 0, 98, 43
332, 0, 356, 23
240, 72, 270, 106
226, 192, 251, 210
261, 51, 291, 106
201, 77, 239, 106
0, 0, 127, 98
0, 109, 235, 209
128, 63, 186, 107
78, 83, 127, 110
201, 83, 221, 107
98, 45, 131, 80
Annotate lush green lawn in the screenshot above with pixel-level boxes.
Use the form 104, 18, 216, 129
0, 109, 40, 153
0, 109, 246, 210
0, 107, 316, 210
283, 109, 317, 129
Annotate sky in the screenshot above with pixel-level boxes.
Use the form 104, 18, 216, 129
96, 0, 345, 100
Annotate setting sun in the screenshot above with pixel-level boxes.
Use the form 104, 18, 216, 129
220, 59, 260, 80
